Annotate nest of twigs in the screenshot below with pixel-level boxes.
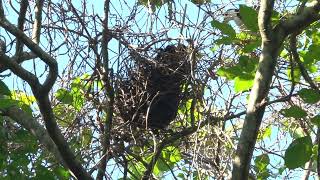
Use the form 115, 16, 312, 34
116, 44, 190, 130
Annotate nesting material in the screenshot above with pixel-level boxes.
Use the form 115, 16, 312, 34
116, 44, 190, 129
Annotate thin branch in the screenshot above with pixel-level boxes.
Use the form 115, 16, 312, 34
31, 0, 44, 44
290, 34, 320, 93
97, 0, 113, 179
15, 0, 29, 56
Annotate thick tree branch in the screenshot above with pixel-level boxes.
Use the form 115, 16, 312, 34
0, 17, 57, 94
231, 1, 320, 179
36, 95, 93, 179
0, 10, 92, 179
282, 1, 320, 35
258, 0, 275, 42
1, 106, 67, 168
0, 53, 40, 89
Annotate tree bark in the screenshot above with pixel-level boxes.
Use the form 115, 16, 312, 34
231, 1, 320, 179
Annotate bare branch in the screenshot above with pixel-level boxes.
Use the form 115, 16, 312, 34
0, 17, 57, 94
16, 0, 29, 56
97, 0, 113, 179
31, 0, 44, 44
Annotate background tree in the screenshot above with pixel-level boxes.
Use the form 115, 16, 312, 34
0, 0, 319, 179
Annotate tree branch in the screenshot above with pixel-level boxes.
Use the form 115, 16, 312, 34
31, 0, 44, 44
0, 17, 57, 94
0, 10, 92, 179
231, 1, 320, 179
290, 34, 320, 93
97, 0, 113, 179
282, 1, 320, 35
1, 106, 67, 168
15, 0, 29, 56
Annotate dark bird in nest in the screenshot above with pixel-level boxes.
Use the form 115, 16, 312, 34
147, 92, 180, 129
117, 44, 190, 130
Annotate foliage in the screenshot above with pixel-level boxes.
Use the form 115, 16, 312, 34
0, 0, 319, 179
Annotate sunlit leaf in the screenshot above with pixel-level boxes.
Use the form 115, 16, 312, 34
234, 75, 254, 93
211, 20, 236, 38
284, 136, 312, 169
257, 126, 272, 141
287, 67, 301, 83
11, 91, 36, 106
56, 89, 73, 105
254, 154, 270, 179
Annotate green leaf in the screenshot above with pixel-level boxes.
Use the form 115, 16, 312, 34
238, 56, 258, 73
215, 37, 235, 45
0, 99, 19, 109
154, 158, 167, 175
287, 67, 301, 83
34, 165, 56, 180
234, 75, 254, 93
70, 87, 84, 111
239, 5, 259, 32
53, 104, 76, 127
311, 115, 320, 126
242, 40, 261, 53
257, 126, 272, 141
281, 106, 307, 118
211, 20, 236, 38
271, 10, 281, 25
53, 166, 71, 179
81, 127, 92, 147
298, 88, 320, 104
216, 66, 242, 80
254, 154, 270, 179
307, 64, 317, 73
56, 89, 73, 105
0, 80, 11, 96
164, 146, 181, 163
177, 173, 186, 179
255, 154, 269, 171
284, 136, 313, 169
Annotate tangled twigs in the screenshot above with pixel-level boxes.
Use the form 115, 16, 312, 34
116, 44, 191, 130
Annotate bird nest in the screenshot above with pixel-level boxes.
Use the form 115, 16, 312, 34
115, 44, 190, 130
